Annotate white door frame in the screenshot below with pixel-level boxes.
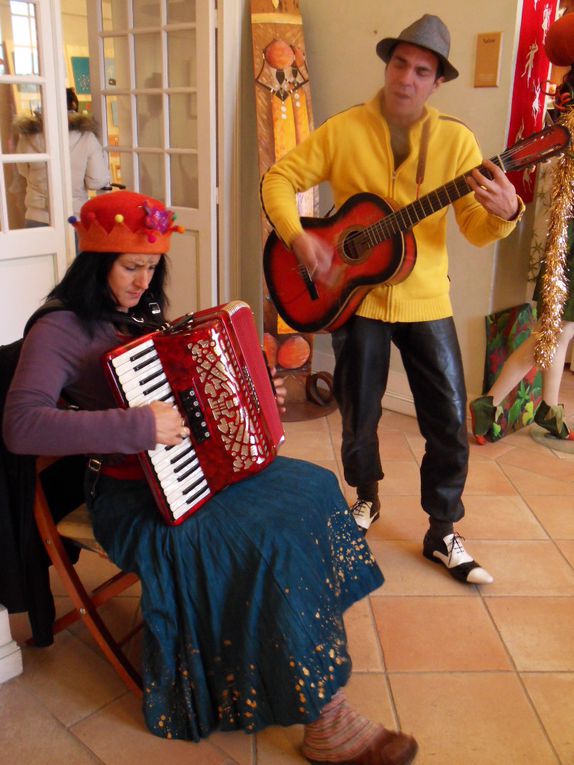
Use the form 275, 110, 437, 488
0, 0, 74, 344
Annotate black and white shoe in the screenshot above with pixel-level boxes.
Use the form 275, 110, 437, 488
350, 499, 380, 533
423, 531, 494, 584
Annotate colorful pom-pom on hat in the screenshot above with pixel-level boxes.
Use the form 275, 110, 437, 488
69, 190, 184, 254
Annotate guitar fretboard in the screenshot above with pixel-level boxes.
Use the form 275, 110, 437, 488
368, 163, 495, 245
360, 122, 569, 249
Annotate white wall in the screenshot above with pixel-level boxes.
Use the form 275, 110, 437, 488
0, 605, 22, 683
238, 0, 530, 404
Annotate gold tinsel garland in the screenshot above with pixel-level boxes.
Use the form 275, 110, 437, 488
534, 107, 574, 369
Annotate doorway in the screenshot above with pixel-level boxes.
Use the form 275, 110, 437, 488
0, 0, 220, 346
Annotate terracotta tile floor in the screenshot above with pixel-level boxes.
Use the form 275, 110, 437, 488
3, 369, 574, 764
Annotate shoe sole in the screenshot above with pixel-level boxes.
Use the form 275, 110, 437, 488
305, 734, 417, 765
470, 406, 487, 445
423, 547, 441, 564
423, 547, 494, 584
539, 430, 574, 441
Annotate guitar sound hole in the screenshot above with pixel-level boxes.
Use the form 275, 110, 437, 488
340, 230, 367, 263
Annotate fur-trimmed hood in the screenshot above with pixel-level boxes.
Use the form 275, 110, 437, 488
14, 112, 101, 138
68, 112, 101, 137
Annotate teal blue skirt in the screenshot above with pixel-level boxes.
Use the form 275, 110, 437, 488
88, 456, 383, 741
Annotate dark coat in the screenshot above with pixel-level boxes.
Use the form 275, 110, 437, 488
0, 303, 82, 646
0, 338, 56, 645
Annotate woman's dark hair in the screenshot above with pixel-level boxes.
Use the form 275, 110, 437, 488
556, 65, 574, 111
47, 251, 169, 335
66, 87, 79, 112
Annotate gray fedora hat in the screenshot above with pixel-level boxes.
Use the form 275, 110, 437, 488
376, 14, 459, 82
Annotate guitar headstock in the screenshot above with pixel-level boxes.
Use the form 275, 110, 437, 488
502, 123, 571, 173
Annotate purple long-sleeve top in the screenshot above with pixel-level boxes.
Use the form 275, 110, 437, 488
3, 311, 156, 456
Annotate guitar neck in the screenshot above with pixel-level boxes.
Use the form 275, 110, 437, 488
344, 123, 571, 250
369, 156, 504, 244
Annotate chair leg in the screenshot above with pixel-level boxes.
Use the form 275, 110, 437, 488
50, 570, 139, 633
33, 484, 143, 696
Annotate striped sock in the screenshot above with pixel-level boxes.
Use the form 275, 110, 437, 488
301, 691, 380, 762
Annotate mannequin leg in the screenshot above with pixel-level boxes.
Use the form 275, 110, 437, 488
489, 333, 536, 406
541, 321, 574, 404
470, 331, 537, 442
470, 321, 573, 442
534, 321, 574, 439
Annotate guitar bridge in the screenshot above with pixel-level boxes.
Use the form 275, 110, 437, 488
302, 267, 319, 300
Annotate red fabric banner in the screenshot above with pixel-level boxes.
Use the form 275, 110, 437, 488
507, 0, 559, 202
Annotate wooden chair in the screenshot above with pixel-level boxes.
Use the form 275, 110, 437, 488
31, 455, 143, 696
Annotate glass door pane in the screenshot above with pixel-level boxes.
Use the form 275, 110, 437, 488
133, 0, 160, 27
104, 36, 130, 89
138, 152, 163, 198
136, 93, 163, 147
0, 0, 71, 340
167, 29, 196, 87
169, 93, 197, 149
167, 0, 195, 23
105, 93, 132, 147
170, 153, 198, 208
0, 1, 50, 231
5, 1, 40, 75
102, 0, 129, 32
134, 32, 161, 89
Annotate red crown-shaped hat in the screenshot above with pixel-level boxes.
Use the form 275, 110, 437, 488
69, 191, 184, 254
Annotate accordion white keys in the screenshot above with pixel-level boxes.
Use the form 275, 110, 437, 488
103, 301, 285, 525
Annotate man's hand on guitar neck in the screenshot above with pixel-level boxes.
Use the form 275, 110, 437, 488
291, 230, 333, 281
467, 158, 521, 221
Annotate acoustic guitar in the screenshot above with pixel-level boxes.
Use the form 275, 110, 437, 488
263, 123, 570, 333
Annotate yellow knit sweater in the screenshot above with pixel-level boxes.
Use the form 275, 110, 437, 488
261, 90, 522, 323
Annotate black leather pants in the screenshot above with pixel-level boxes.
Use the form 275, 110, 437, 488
332, 315, 468, 523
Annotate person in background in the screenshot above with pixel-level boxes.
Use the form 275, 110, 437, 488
261, 15, 524, 585
14, 87, 110, 227
3, 190, 417, 765
66, 87, 111, 217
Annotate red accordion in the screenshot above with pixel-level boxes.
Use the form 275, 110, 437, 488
103, 301, 285, 525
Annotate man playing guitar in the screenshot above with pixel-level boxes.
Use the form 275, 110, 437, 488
261, 14, 524, 585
